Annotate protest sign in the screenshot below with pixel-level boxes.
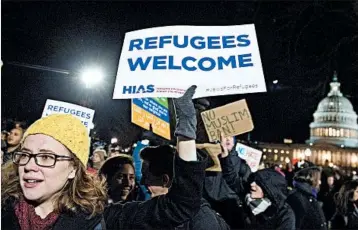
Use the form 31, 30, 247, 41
201, 99, 254, 142
131, 97, 171, 140
236, 143, 262, 172
42, 99, 95, 133
196, 143, 222, 172
113, 24, 266, 99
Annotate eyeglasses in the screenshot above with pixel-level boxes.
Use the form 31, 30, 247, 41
13, 151, 73, 167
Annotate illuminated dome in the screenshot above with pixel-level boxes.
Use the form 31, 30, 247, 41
308, 72, 358, 148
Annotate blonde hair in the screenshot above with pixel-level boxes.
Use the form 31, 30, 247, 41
1, 154, 108, 217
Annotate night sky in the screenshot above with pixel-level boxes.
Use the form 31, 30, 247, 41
2, 1, 358, 145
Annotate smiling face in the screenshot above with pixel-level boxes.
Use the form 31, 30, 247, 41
18, 134, 76, 204
7, 128, 23, 146
109, 164, 135, 202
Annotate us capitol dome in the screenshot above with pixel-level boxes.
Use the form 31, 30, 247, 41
308, 72, 358, 148
257, 72, 358, 171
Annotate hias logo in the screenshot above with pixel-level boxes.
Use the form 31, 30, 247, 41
122, 85, 155, 94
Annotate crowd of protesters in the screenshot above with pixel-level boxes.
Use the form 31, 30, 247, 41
2, 87, 358, 229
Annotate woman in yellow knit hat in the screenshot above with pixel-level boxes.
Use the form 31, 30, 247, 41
1, 86, 208, 229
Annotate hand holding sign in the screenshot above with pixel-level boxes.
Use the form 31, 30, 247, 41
113, 25, 267, 99
220, 133, 230, 158
196, 143, 222, 172
173, 85, 197, 140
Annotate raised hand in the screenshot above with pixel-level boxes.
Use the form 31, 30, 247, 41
173, 85, 197, 140
220, 133, 230, 158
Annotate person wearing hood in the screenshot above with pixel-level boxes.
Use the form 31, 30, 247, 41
140, 144, 230, 230
286, 166, 327, 230
331, 180, 358, 229
219, 135, 295, 229
1, 86, 208, 230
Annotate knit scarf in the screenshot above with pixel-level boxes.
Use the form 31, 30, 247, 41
14, 199, 59, 230
245, 194, 272, 216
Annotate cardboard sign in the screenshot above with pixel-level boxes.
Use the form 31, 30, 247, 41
236, 143, 262, 172
196, 143, 222, 172
42, 99, 95, 133
131, 97, 171, 140
201, 99, 254, 142
113, 24, 266, 99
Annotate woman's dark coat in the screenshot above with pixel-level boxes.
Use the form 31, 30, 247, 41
220, 154, 295, 230
286, 182, 327, 230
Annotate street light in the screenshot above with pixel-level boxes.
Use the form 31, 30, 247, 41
111, 137, 118, 144
304, 148, 312, 157
80, 67, 104, 88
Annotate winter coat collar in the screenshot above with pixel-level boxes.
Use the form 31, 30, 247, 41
1, 198, 102, 230
293, 181, 318, 198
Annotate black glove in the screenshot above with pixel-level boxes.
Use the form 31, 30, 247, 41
173, 85, 197, 140
194, 98, 210, 111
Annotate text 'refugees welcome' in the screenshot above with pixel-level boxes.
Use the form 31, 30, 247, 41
127, 35, 254, 72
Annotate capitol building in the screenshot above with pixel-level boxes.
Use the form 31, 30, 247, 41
256, 72, 358, 171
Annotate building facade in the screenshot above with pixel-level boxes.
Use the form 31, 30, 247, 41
256, 72, 358, 172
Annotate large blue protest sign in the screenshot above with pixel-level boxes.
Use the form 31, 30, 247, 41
42, 99, 95, 133
113, 24, 266, 99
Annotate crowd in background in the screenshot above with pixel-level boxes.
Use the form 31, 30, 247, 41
2, 112, 358, 229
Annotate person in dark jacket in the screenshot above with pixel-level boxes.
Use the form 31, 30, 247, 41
1, 86, 208, 230
203, 136, 251, 229
140, 144, 230, 230
284, 163, 295, 188
216, 136, 251, 197
219, 135, 295, 230
331, 180, 358, 229
286, 166, 327, 230
99, 155, 138, 203
318, 173, 338, 223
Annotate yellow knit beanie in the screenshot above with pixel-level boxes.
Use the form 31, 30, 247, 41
23, 114, 90, 166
